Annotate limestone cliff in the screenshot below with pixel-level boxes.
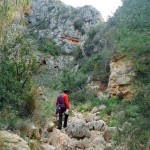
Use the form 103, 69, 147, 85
107, 55, 135, 100
27, 0, 104, 52
87, 55, 135, 100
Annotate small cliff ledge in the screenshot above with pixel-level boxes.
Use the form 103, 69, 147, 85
27, 0, 104, 52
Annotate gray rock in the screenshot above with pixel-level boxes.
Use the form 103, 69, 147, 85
67, 118, 90, 138
28, 0, 104, 53
88, 120, 106, 131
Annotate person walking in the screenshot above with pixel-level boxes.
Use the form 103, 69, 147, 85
56, 89, 70, 130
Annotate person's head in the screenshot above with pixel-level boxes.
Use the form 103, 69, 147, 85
63, 89, 69, 94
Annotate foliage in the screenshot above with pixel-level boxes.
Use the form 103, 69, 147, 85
73, 19, 84, 30
73, 46, 83, 61
0, 33, 39, 116
104, 0, 150, 148
84, 24, 114, 56
59, 69, 87, 93
38, 38, 64, 56
0, 0, 39, 122
32, 89, 57, 127
80, 50, 111, 83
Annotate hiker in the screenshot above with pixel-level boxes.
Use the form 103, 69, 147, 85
56, 89, 70, 130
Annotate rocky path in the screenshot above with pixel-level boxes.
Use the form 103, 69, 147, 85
0, 106, 116, 150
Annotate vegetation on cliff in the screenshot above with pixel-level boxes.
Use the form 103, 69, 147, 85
56, 0, 150, 149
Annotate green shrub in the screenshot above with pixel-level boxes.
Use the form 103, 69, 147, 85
38, 38, 63, 56
73, 46, 83, 61
80, 50, 111, 83
59, 69, 87, 93
124, 105, 139, 118
107, 116, 120, 127
84, 25, 113, 56
0, 14, 39, 118
73, 20, 84, 30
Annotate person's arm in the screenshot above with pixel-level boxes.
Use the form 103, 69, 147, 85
64, 95, 70, 110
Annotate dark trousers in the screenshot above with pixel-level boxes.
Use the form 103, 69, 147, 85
58, 108, 69, 130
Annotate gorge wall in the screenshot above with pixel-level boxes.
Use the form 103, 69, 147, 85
27, 0, 104, 52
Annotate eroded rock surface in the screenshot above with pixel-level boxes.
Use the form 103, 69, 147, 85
28, 0, 104, 52
0, 131, 30, 150
107, 55, 135, 100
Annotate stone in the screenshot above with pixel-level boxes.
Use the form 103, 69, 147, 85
105, 143, 113, 150
46, 122, 55, 132
91, 107, 99, 113
67, 118, 90, 138
26, 124, 41, 140
38, 87, 44, 95
41, 138, 49, 143
103, 127, 117, 142
91, 105, 106, 114
93, 136, 106, 145
85, 114, 96, 122
0, 131, 30, 150
48, 129, 73, 150
88, 120, 107, 131
40, 144, 55, 150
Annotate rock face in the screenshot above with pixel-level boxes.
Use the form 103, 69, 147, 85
27, 0, 103, 52
87, 55, 135, 100
33, 51, 74, 88
0, 131, 30, 150
107, 55, 135, 100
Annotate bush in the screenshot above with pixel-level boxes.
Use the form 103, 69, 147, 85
0, 26, 39, 117
58, 69, 87, 93
73, 20, 84, 30
73, 46, 83, 61
80, 50, 111, 83
84, 25, 113, 56
38, 38, 63, 56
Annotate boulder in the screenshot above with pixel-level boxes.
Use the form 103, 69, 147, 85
0, 131, 30, 150
88, 120, 107, 131
85, 114, 97, 122
67, 118, 90, 138
48, 129, 73, 150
